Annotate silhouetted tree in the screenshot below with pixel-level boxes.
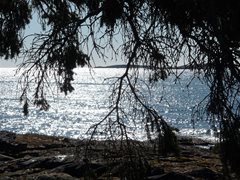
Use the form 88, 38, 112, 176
1, 0, 240, 178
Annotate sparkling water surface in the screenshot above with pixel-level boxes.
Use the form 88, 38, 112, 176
0, 68, 215, 140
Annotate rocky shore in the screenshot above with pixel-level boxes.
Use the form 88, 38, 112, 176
0, 131, 224, 179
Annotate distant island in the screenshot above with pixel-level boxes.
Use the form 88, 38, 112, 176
95, 64, 205, 69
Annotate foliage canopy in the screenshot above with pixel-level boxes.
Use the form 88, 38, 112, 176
1, 0, 240, 177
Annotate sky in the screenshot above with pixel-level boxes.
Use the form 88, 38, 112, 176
0, 13, 41, 67
0, 13, 124, 68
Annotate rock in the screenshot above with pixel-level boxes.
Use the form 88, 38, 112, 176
18, 155, 71, 169
0, 131, 16, 142
44, 143, 65, 149
148, 172, 194, 180
52, 161, 107, 178
178, 140, 193, 146
0, 154, 14, 161
18, 157, 48, 168
35, 173, 77, 180
150, 167, 165, 176
0, 176, 14, 180
110, 159, 151, 178
94, 165, 108, 177
18, 150, 41, 157
0, 131, 27, 155
186, 167, 223, 180
52, 162, 83, 177
0, 140, 27, 155
0, 133, 224, 179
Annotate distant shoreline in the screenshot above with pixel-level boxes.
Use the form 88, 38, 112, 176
95, 64, 205, 69
0, 64, 204, 70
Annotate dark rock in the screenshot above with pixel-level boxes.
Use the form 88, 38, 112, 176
0, 140, 27, 155
40, 156, 72, 169
0, 154, 14, 161
18, 157, 43, 167
53, 162, 83, 177
44, 143, 65, 149
148, 172, 194, 180
52, 161, 106, 178
178, 137, 193, 146
0, 131, 27, 155
150, 167, 165, 176
35, 173, 77, 180
94, 165, 108, 176
0, 131, 16, 142
18, 155, 71, 169
18, 150, 41, 157
0, 176, 14, 180
186, 167, 223, 180
110, 159, 151, 178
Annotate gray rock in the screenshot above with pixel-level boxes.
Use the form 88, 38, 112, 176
148, 172, 194, 180
18, 155, 71, 169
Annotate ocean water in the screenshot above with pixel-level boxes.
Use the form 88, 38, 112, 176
0, 67, 216, 140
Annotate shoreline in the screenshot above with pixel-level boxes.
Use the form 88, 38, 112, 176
0, 131, 223, 179
0, 127, 219, 143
